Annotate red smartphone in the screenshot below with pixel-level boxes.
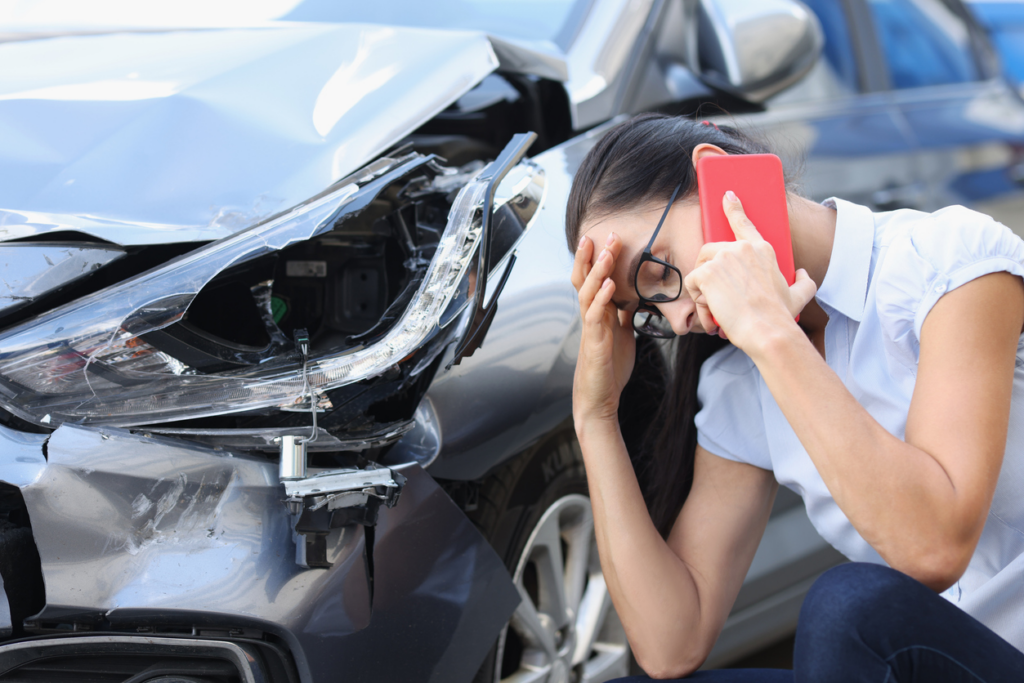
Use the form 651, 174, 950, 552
696, 153, 795, 285
696, 153, 796, 327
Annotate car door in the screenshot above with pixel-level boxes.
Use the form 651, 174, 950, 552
860, 0, 1024, 235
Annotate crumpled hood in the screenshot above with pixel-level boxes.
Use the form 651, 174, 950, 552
0, 23, 499, 245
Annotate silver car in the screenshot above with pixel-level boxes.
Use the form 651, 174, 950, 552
1, 0, 1022, 681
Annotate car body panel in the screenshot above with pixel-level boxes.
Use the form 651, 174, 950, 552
0, 24, 499, 244
1, 423, 518, 682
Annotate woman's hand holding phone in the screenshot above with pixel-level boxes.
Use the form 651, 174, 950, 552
571, 233, 636, 428
684, 191, 817, 354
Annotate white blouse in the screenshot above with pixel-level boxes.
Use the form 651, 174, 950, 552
695, 198, 1024, 650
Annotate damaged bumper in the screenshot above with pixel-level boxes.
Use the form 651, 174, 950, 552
0, 423, 519, 682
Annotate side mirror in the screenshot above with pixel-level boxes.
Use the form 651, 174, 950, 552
696, 0, 823, 102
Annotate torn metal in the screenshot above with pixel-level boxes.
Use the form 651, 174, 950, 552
285, 464, 406, 512
285, 462, 408, 569
3, 423, 519, 683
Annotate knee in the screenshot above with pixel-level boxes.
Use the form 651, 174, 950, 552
794, 564, 936, 683
797, 563, 920, 643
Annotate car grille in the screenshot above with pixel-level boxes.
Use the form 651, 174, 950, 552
0, 635, 286, 683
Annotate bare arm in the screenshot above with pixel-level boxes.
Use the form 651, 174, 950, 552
686, 193, 1024, 591
572, 234, 776, 677
750, 272, 1022, 590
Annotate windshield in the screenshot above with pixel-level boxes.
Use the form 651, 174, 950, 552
0, 0, 592, 48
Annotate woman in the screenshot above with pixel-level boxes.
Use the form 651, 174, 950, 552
568, 113, 1024, 682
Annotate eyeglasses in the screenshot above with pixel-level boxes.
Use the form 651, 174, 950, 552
632, 183, 684, 338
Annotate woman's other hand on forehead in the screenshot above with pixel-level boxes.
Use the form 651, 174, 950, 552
571, 232, 623, 294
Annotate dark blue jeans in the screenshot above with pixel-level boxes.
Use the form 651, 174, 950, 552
612, 563, 1024, 682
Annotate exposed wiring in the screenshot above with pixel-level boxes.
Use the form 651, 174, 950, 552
294, 328, 318, 445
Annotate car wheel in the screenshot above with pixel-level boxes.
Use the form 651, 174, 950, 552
469, 431, 630, 683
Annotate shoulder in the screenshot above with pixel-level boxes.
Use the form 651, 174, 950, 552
873, 205, 1024, 361
876, 204, 1023, 268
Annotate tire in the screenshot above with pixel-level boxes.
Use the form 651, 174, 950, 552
469, 428, 630, 683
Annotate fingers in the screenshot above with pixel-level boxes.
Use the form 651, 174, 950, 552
694, 241, 729, 269
585, 278, 616, 325
722, 191, 764, 242
683, 268, 716, 332
577, 245, 612, 313
789, 268, 818, 315
571, 235, 594, 291
582, 278, 621, 355
577, 234, 622, 314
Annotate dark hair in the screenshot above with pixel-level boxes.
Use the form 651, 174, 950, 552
565, 113, 770, 537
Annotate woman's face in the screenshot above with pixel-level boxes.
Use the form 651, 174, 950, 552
580, 195, 710, 336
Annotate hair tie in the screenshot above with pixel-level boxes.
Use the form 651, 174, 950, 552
700, 120, 720, 131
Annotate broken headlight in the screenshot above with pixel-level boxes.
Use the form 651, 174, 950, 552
0, 140, 541, 428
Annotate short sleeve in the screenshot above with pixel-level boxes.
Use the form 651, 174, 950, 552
875, 205, 1024, 367
695, 346, 772, 470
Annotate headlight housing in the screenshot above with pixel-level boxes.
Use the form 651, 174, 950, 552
0, 138, 543, 429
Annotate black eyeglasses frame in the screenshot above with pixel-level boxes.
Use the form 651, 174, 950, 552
632, 182, 685, 338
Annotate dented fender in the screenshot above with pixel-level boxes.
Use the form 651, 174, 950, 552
0, 424, 518, 682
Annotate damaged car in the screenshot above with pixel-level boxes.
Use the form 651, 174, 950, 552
2, 0, 1024, 681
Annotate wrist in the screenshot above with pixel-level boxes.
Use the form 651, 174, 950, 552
745, 318, 809, 366
574, 412, 622, 446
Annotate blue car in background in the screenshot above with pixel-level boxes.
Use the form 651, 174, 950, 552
787, 0, 1024, 231
969, 1, 1024, 89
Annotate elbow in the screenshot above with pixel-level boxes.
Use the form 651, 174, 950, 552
632, 642, 708, 680
635, 657, 702, 681
896, 543, 972, 593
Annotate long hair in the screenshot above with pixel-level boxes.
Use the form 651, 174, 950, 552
565, 113, 770, 536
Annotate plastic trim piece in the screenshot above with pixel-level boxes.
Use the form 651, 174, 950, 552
0, 635, 265, 683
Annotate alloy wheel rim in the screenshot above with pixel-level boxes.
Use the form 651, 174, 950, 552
495, 494, 629, 683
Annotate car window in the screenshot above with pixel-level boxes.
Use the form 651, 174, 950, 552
766, 0, 859, 104
865, 0, 978, 88
801, 0, 860, 92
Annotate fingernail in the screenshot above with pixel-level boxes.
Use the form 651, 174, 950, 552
602, 278, 612, 289
578, 236, 586, 250
725, 190, 738, 202
599, 249, 609, 262
605, 233, 615, 246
